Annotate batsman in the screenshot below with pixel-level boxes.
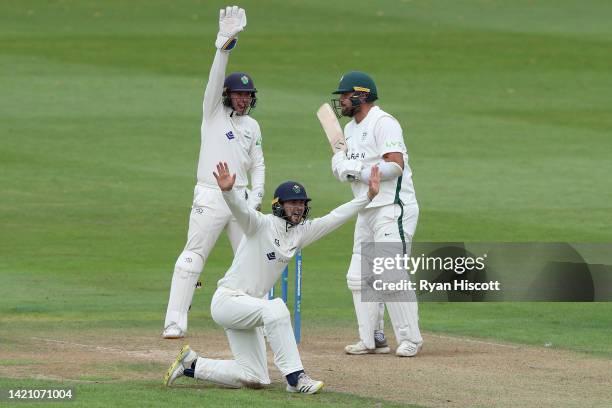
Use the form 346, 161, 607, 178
163, 6, 265, 339
329, 71, 423, 357
164, 162, 381, 393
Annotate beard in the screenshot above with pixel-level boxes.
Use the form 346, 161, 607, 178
342, 103, 361, 117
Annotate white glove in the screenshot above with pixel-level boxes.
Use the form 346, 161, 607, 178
331, 151, 362, 182
215, 6, 247, 50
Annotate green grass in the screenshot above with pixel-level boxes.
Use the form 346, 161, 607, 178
2, 0, 612, 405
0, 379, 414, 408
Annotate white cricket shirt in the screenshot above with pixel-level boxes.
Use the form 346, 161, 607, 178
217, 189, 370, 298
196, 49, 265, 201
344, 106, 417, 208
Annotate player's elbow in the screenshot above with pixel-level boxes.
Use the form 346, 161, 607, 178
383, 152, 404, 169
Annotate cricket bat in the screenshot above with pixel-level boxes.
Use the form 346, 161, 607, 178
316, 103, 347, 153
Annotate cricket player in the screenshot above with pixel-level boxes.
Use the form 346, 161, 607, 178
330, 71, 423, 357
163, 6, 266, 339
164, 162, 380, 393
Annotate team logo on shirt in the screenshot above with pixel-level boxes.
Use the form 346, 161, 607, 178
361, 131, 368, 142
274, 239, 280, 247
266, 252, 276, 260
385, 140, 404, 149
226, 131, 235, 140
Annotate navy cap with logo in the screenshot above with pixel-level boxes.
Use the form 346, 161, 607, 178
272, 181, 311, 225
222, 72, 258, 113
224, 72, 257, 93
273, 181, 310, 204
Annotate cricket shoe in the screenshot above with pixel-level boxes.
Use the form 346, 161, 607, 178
162, 323, 185, 339
396, 340, 422, 357
164, 345, 198, 386
345, 340, 390, 355
286, 373, 324, 394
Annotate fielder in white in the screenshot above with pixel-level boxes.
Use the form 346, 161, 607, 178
164, 162, 380, 393
330, 71, 423, 357
163, 6, 265, 339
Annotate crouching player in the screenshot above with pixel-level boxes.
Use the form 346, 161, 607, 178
164, 162, 380, 394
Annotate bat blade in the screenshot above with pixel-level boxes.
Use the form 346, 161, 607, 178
316, 103, 346, 153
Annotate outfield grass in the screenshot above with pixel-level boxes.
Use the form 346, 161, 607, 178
0, 379, 414, 408
2, 0, 612, 405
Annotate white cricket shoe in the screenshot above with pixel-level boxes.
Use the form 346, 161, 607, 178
164, 345, 198, 386
345, 340, 390, 355
396, 340, 422, 357
162, 323, 185, 339
286, 373, 324, 394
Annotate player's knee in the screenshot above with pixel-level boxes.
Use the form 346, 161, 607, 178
347, 279, 362, 291
175, 250, 204, 274
346, 253, 362, 290
261, 298, 290, 327
242, 373, 271, 388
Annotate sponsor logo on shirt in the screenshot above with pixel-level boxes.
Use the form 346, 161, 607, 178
266, 252, 276, 260
348, 152, 366, 160
274, 239, 280, 247
226, 131, 235, 140
385, 140, 404, 149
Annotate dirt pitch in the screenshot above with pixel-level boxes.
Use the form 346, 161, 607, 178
1, 328, 610, 407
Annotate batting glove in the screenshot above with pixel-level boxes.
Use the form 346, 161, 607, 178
332, 151, 362, 182
215, 6, 247, 51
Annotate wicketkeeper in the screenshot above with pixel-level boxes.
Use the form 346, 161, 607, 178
163, 6, 265, 339
330, 71, 423, 357
164, 162, 380, 393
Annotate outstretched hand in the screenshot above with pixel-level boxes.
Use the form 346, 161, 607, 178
219, 6, 247, 38
367, 165, 380, 201
213, 162, 236, 191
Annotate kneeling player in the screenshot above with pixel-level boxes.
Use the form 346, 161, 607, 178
164, 162, 380, 394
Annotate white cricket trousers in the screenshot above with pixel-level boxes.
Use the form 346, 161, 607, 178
192, 286, 303, 388
164, 185, 245, 332
346, 202, 422, 348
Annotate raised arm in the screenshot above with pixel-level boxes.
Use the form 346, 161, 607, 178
202, 6, 247, 118
299, 166, 380, 248
214, 162, 265, 235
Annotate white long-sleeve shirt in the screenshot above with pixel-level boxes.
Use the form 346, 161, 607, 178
217, 189, 371, 298
343, 106, 417, 209
196, 49, 265, 205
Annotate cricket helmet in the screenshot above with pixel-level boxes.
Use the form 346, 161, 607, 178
222, 72, 257, 113
331, 71, 378, 117
272, 181, 311, 226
